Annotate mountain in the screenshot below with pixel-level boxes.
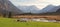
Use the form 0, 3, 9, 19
39, 5, 60, 13
56, 6, 60, 13
17, 5, 40, 14
1, 0, 60, 15
7, 1, 60, 15
17, 5, 59, 14
40, 5, 60, 15
0, 0, 23, 15
40, 5, 56, 13
0, 0, 8, 14
6, 0, 24, 14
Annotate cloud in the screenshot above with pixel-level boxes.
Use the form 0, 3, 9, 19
9, 0, 60, 9
10, 0, 60, 5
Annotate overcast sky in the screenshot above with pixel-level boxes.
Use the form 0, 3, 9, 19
9, 0, 60, 9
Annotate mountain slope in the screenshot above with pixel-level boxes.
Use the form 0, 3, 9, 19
56, 6, 60, 13
0, 0, 24, 15
40, 5, 60, 15
6, 0, 24, 14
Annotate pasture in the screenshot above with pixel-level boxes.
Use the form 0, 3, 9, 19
0, 17, 59, 27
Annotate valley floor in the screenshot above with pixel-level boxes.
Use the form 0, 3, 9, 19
0, 17, 60, 27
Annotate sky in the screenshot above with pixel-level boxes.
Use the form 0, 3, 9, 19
9, 0, 60, 9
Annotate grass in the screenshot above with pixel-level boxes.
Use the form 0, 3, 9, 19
0, 17, 59, 27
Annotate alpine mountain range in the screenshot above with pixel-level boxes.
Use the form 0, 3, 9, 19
0, 0, 60, 15
17, 4, 60, 14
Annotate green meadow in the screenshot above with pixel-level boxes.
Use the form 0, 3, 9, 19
0, 17, 60, 27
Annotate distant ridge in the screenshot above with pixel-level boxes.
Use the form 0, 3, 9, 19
17, 4, 60, 15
